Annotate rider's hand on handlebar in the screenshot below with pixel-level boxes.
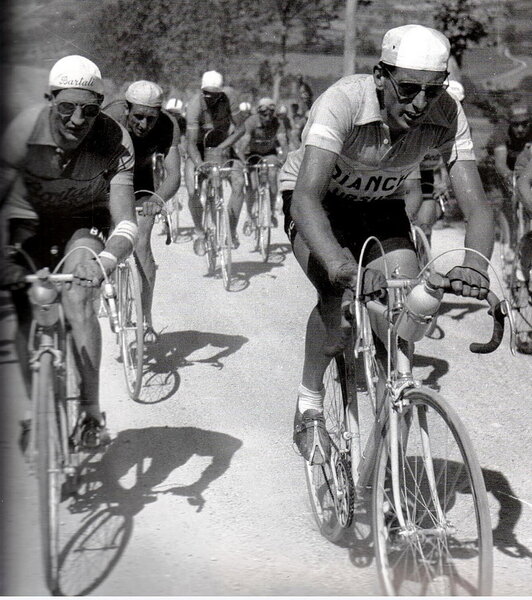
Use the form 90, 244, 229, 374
72, 259, 105, 288
142, 197, 162, 217
445, 265, 490, 300
329, 261, 387, 301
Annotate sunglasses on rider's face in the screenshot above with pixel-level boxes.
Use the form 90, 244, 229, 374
258, 108, 274, 115
53, 100, 101, 118
510, 120, 529, 128
383, 68, 448, 102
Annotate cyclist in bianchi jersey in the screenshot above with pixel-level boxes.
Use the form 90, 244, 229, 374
0, 56, 137, 447
105, 81, 181, 341
280, 24, 494, 465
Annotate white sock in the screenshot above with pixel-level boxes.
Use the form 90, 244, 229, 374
298, 383, 325, 412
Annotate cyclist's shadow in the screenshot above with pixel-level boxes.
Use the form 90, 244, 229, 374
58, 426, 242, 595
229, 242, 292, 291
137, 330, 248, 404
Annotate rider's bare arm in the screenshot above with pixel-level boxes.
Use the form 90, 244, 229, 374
402, 178, 424, 223
448, 159, 494, 269
291, 145, 350, 273
493, 144, 512, 185
217, 122, 245, 151
155, 145, 180, 201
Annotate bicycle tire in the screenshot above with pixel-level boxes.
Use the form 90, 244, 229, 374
372, 386, 493, 596
169, 193, 180, 243
219, 203, 232, 291
204, 194, 217, 276
258, 185, 271, 262
35, 351, 62, 594
118, 257, 144, 400
509, 257, 532, 353
411, 225, 433, 276
304, 353, 354, 543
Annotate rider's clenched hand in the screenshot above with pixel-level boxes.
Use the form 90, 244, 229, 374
72, 259, 104, 288
329, 261, 387, 301
445, 265, 489, 300
142, 197, 162, 217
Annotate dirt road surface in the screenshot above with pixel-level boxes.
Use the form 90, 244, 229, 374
1, 196, 531, 596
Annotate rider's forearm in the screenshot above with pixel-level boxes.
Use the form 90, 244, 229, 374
187, 139, 202, 166
155, 149, 181, 200
218, 126, 245, 150
462, 206, 494, 270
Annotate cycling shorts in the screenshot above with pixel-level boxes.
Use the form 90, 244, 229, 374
9, 208, 110, 271
282, 190, 414, 295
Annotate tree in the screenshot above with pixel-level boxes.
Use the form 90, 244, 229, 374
343, 0, 372, 76
433, 0, 491, 68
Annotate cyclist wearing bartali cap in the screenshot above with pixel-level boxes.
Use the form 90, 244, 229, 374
185, 70, 246, 250
105, 80, 181, 341
0, 55, 137, 447
238, 97, 288, 228
280, 24, 494, 465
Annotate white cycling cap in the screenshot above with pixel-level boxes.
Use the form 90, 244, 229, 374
447, 79, 465, 102
201, 70, 223, 92
166, 97, 183, 111
380, 24, 450, 72
125, 80, 163, 107
239, 101, 251, 112
257, 97, 275, 110
49, 55, 104, 95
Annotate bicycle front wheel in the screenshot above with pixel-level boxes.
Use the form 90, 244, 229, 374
218, 202, 232, 291
35, 351, 62, 593
372, 386, 493, 596
204, 196, 217, 276
494, 210, 513, 288
304, 354, 354, 543
258, 185, 271, 262
117, 257, 144, 400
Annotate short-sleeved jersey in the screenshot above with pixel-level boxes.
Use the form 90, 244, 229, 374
514, 143, 532, 179
280, 74, 475, 202
186, 89, 240, 146
244, 114, 286, 156
105, 101, 178, 192
0, 104, 134, 221
488, 123, 532, 171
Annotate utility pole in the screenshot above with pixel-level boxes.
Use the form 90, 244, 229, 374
343, 0, 358, 76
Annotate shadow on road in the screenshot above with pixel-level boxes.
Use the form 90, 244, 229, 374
228, 242, 292, 291
424, 299, 487, 341
135, 329, 248, 404
57, 426, 242, 595
413, 353, 450, 390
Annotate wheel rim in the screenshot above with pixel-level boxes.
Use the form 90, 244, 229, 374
118, 260, 144, 399
373, 390, 493, 595
259, 187, 271, 262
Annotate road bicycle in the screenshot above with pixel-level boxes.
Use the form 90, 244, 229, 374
152, 152, 180, 243
304, 239, 513, 595
100, 192, 171, 400
7, 245, 111, 594
194, 151, 235, 291
242, 154, 281, 262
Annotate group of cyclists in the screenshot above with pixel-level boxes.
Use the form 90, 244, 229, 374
1, 22, 531, 463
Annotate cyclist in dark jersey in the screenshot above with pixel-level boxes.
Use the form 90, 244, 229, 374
0, 56, 137, 447
238, 97, 288, 228
105, 81, 181, 341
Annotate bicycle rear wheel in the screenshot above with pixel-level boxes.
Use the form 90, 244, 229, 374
304, 353, 354, 543
372, 386, 493, 596
258, 185, 271, 262
117, 257, 144, 400
35, 351, 63, 593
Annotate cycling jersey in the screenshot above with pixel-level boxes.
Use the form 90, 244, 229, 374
280, 74, 474, 202
244, 114, 287, 156
105, 101, 178, 193
1, 104, 134, 221
186, 89, 240, 146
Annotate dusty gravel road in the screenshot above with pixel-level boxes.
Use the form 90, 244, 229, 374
1, 195, 531, 596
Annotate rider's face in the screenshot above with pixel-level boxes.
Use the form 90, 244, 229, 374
126, 104, 160, 138
375, 65, 448, 134
202, 90, 223, 108
49, 88, 101, 149
510, 119, 530, 140
258, 108, 274, 124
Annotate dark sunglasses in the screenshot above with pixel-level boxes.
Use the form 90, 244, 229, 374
384, 68, 448, 102
54, 100, 101, 118
258, 108, 274, 115
510, 120, 529, 128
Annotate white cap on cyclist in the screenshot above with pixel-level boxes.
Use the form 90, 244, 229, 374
166, 97, 184, 112
201, 70, 223, 93
447, 79, 465, 102
239, 101, 251, 112
49, 55, 104, 95
380, 24, 450, 72
125, 80, 164, 107
257, 97, 276, 110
